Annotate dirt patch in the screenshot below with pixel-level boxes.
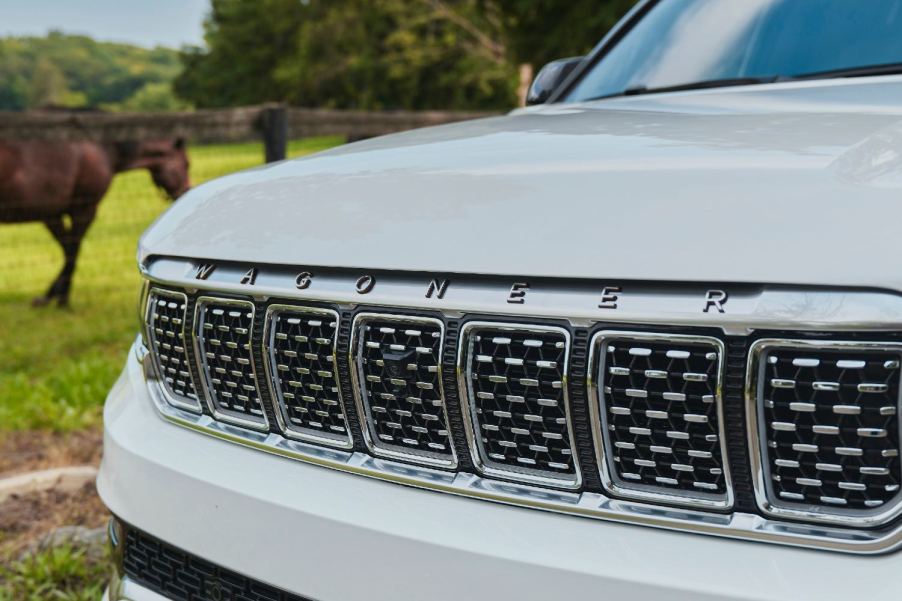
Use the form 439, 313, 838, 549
0, 480, 108, 557
0, 429, 102, 478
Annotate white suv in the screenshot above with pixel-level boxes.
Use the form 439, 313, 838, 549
101, 1, 902, 599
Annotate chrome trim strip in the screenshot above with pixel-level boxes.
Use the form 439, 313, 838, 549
588, 331, 734, 510
457, 321, 582, 490
262, 304, 353, 450
349, 313, 458, 469
136, 337, 902, 554
747, 338, 902, 527
143, 287, 203, 413
193, 296, 270, 432
143, 257, 902, 335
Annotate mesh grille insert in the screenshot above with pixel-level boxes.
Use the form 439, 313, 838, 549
195, 297, 267, 429
753, 341, 902, 524
145, 288, 200, 411
264, 305, 350, 447
460, 322, 579, 488
593, 332, 731, 508
351, 314, 455, 467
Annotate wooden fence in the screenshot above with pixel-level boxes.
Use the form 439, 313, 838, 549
0, 105, 498, 162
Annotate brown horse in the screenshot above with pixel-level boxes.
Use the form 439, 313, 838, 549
0, 138, 190, 306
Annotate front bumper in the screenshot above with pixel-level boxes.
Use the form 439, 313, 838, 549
99, 342, 902, 601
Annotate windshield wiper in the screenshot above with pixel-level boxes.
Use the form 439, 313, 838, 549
588, 76, 780, 101
790, 62, 902, 81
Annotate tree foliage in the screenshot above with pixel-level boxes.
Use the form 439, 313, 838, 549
176, 0, 518, 110
491, 0, 639, 68
0, 32, 183, 111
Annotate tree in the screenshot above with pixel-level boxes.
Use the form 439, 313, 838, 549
174, 0, 639, 110
491, 0, 639, 69
176, 0, 516, 110
0, 33, 183, 111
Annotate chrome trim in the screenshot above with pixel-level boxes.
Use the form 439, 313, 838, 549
142, 257, 902, 336
107, 574, 170, 601
349, 313, 458, 469
747, 338, 902, 527
262, 304, 353, 450
457, 321, 582, 490
135, 337, 902, 554
143, 287, 203, 413
588, 331, 734, 510
193, 296, 270, 432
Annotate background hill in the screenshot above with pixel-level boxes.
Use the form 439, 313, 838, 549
0, 31, 187, 111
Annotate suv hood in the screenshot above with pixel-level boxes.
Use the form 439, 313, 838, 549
141, 77, 902, 292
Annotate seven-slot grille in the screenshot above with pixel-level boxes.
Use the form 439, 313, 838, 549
459, 323, 579, 488
142, 286, 902, 530
194, 298, 268, 429
264, 305, 351, 448
350, 314, 455, 467
752, 340, 902, 525
145, 289, 200, 411
593, 332, 730, 508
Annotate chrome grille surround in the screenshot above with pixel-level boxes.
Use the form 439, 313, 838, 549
135, 257, 902, 554
589, 331, 733, 510
349, 313, 456, 468
144, 288, 200, 412
193, 297, 268, 431
262, 304, 351, 449
748, 339, 902, 527
458, 322, 580, 489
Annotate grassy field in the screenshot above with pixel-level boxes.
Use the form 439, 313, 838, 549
0, 137, 343, 432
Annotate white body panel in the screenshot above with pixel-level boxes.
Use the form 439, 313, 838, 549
100, 349, 902, 601
141, 77, 902, 292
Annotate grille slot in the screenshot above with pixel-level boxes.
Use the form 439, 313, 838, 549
750, 340, 902, 526
194, 297, 268, 430
263, 305, 351, 448
459, 322, 580, 489
350, 313, 456, 468
591, 332, 732, 509
145, 288, 200, 411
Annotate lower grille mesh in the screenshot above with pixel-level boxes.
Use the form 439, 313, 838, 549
460, 323, 579, 487
594, 332, 730, 506
123, 525, 311, 601
755, 342, 902, 518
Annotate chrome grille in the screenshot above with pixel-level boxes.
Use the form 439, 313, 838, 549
350, 314, 455, 467
194, 297, 267, 429
591, 332, 731, 508
751, 340, 902, 525
263, 305, 350, 448
145, 288, 200, 411
459, 322, 579, 488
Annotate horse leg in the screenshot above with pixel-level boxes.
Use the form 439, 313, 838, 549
33, 204, 98, 307
32, 216, 69, 307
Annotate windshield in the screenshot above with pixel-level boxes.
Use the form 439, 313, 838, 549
567, 0, 902, 101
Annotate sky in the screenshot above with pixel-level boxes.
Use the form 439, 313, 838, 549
0, 0, 208, 48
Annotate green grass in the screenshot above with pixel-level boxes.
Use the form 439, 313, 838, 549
0, 136, 343, 432
0, 545, 107, 601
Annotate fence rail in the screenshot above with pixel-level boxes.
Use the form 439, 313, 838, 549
0, 105, 497, 148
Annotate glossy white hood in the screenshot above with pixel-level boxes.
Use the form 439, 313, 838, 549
140, 76, 902, 291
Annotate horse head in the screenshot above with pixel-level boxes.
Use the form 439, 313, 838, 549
117, 138, 191, 200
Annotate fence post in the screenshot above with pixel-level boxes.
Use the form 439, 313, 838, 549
261, 104, 287, 163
